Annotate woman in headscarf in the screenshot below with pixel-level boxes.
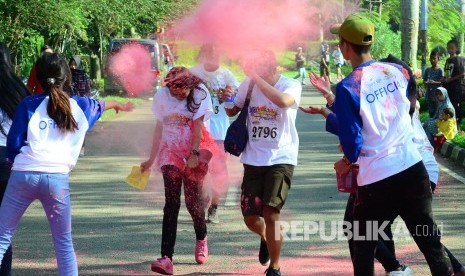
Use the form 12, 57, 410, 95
424, 87, 457, 142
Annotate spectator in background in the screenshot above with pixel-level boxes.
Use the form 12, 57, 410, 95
331, 44, 344, 82
69, 56, 91, 97
424, 87, 457, 144
320, 41, 329, 57
433, 107, 457, 151
442, 39, 465, 129
424, 51, 443, 118
0, 41, 29, 276
320, 42, 331, 82
162, 45, 174, 71
293, 47, 307, 85
27, 45, 53, 95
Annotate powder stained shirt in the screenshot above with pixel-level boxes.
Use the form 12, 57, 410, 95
7, 94, 105, 173
152, 85, 213, 170
336, 60, 422, 186
234, 76, 301, 166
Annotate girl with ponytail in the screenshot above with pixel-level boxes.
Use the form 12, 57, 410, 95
0, 53, 133, 276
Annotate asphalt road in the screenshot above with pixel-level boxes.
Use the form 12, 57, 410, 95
9, 86, 465, 275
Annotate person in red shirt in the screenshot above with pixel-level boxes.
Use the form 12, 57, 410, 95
27, 45, 53, 94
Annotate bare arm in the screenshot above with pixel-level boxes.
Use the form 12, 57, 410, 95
299, 105, 332, 118
104, 100, 134, 113
309, 72, 335, 106
186, 116, 204, 168
252, 75, 295, 108
240, 58, 295, 108
141, 121, 162, 172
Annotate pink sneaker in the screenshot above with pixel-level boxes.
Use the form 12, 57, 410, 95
195, 236, 208, 264
151, 256, 173, 275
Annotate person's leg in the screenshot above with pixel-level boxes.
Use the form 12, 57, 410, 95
262, 164, 293, 271
0, 171, 37, 265
0, 150, 12, 275
207, 140, 229, 218
184, 163, 209, 264
376, 238, 402, 272
263, 206, 281, 270
160, 165, 183, 260
352, 175, 398, 276
397, 162, 453, 276
443, 245, 465, 274
241, 164, 266, 237
343, 193, 355, 260
345, 190, 401, 272
39, 173, 77, 276
183, 164, 208, 241
299, 67, 306, 84
240, 164, 269, 267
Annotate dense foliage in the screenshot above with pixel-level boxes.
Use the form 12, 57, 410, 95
0, 0, 198, 76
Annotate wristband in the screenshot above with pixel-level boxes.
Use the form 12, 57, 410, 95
324, 92, 333, 99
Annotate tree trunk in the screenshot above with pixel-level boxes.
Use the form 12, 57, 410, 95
458, 0, 465, 56
400, 0, 420, 71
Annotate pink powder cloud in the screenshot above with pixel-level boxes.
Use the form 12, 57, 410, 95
108, 44, 156, 96
174, 0, 319, 59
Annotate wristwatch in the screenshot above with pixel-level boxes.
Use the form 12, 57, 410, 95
191, 149, 200, 156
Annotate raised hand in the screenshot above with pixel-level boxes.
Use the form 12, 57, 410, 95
309, 72, 332, 96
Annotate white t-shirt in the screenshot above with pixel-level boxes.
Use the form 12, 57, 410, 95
10, 96, 104, 173
332, 49, 344, 65
190, 65, 239, 140
412, 108, 439, 184
354, 63, 421, 185
152, 85, 213, 170
234, 76, 301, 166
0, 109, 11, 147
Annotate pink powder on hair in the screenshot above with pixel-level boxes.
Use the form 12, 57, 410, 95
108, 43, 156, 96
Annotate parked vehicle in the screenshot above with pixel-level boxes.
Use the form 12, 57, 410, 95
104, 38, 164, 96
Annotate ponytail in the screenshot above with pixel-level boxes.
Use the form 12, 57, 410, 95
47, 83, 78, 132
36, 53, 78, 132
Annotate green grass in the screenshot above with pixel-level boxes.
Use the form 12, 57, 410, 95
97, 96, 144, 121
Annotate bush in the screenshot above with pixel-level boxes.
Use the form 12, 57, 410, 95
419, 111, 429, 123
418, 97, 429, 113
452, 133, 465, 148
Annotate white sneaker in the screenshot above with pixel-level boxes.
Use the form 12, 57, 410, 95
388, 264, 413, 276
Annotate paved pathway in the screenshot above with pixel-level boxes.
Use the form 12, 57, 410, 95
10, 86, 465, 275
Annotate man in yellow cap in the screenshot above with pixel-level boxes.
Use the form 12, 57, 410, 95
331, 14, 453, 276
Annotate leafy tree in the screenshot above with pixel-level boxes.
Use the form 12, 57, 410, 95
0, 0, 199, 78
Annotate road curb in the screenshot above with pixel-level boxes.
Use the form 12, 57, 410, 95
439, 141, 465, 166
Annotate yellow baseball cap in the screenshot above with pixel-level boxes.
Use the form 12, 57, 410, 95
330, 14, 374, 46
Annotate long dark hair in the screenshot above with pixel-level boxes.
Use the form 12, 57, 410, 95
35, 53, 78, 132
0, 42, 29, 120
165, 67, 207, 113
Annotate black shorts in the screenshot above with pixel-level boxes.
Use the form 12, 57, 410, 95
240, 164, 294, 216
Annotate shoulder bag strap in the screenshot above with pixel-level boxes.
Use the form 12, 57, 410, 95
243, 80, 255, 109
